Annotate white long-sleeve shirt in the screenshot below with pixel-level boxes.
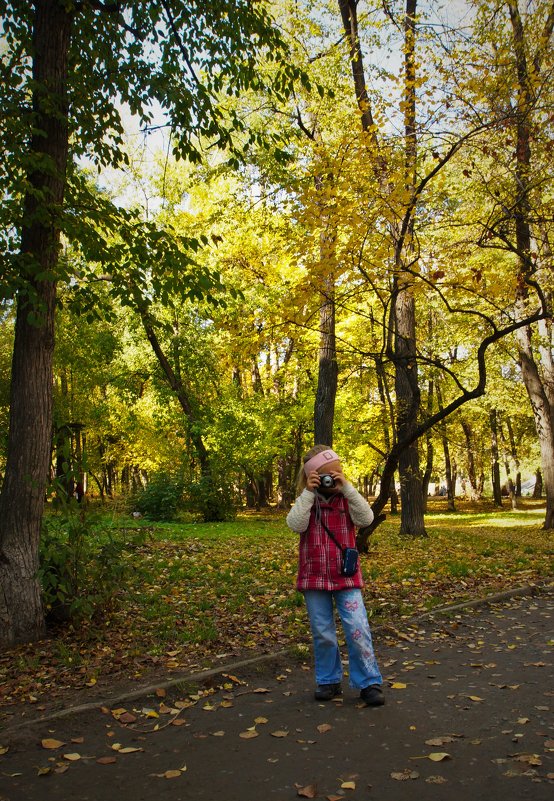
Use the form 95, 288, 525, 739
286, 484, 374, 533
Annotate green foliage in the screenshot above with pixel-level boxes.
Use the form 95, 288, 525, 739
186, 473, 237, 523
39, 507, 138, 623
132, 472, 185, 521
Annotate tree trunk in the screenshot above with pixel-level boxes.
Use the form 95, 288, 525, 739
533, 468, 543, 498
507, 0, 554, 529
490, 408, 503, 508
313, 259, 337, 446
394, 0, 426, 536
436, 382, 455, 511
421, 379, 434, 512
0, 0, 72, 648
461, 420, 480, 500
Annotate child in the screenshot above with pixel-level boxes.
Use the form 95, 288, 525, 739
286, 445, 384, 706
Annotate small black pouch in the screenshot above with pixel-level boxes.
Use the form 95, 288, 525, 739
341, 547, 359, 577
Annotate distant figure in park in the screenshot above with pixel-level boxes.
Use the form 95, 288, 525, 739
286, 445, 384, 707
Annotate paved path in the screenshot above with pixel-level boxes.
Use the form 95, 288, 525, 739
1, 590, 552, 801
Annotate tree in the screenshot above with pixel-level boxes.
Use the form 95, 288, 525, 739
0, 0, 300, 647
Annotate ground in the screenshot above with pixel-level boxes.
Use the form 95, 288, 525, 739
1, 587, 552, 800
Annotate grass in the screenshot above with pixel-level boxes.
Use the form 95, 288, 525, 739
0, 499, 552, 711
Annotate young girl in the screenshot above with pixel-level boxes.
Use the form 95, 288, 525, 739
286, 445, 384, 706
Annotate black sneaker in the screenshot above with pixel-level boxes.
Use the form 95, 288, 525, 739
360, 684, 385, 706
314, 683, 342, 701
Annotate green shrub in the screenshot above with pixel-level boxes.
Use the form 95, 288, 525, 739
133, 472, 185, 521
186, 473, 237, 522
39, 507, 138, 623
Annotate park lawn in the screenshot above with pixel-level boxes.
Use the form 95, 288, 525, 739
0, 501, 552, 714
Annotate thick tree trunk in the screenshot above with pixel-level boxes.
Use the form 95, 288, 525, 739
0, 0, 72, 647
508, 0, 554, 529
395, 286, 426, 534
516, 334, 554, 527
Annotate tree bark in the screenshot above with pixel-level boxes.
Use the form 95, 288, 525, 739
0, 0, 73, 648
313, 272, 338, 446
490, 408, 503, 508
507, 0, 554, 529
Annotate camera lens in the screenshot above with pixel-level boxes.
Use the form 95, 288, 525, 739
320, 474, 335, 488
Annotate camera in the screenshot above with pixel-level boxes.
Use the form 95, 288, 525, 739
319, 473, 335, 489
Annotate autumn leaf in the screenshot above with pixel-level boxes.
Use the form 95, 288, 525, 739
0, 745, 9, 755
97, 756, 117, 765
63, 752, 82, 761
341, 780, 356, 790
428, 753, 452, 762
255, 716, 268, 724
391, 682, 407, 689
239, 730, 259, 739
391, 769, 419, 780
271, 730, 289, 738
118, 712, 137, 724
512, 754, 542, 766
317, 724, 332, 734
295, 783, 318, 798
41, 738, 65, 750
426, 775, 448, 784
425, 736, 456, 746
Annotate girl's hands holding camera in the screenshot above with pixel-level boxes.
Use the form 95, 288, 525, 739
306, 470, 321, 492
328, 469, 346, 488
306, 467, 348, 492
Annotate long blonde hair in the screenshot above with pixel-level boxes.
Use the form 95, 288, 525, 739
295, 444, 333, 496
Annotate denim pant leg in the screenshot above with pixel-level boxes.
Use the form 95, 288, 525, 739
303, 591, 343, 686
334, 588, 383, 689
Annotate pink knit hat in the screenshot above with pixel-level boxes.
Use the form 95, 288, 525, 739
303, 449, 340, 477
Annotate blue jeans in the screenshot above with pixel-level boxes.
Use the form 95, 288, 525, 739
303, 589, 383, 689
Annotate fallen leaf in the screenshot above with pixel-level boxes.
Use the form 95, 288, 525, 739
295, 783, 317, 798
155, 688, 167, 697
54, 764, 70, 774
465, 696, 484, 702
37, 766, 52, 776
426, 775, 447, 784
118, 712, 137, 725
97, 756, 117, 765
162, 770, 182, 779
271, 730, 289, 738
429, 753, 452, 762
425, 737, 455, 746
391, 769, 419, 780
239, 730, 259, 739
391, 682, 407, 689
41, 738, 65, 750
118, 747, 143, 754
512, 754, 542, 766
212, 731, 225, 737
253, 687, 270, 694
110, 708, 128, 720
63, 753, 82, 761
255, 717, 268, 724
71, 737, 85, 744
0, 745, 9, 755
317, 724, 332, 734
341, 780, 356, 789
171, 718, 186, 727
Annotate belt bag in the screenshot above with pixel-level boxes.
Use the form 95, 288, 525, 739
319, 516, 359, 577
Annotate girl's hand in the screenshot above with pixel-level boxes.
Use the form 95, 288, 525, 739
306, 470, 321, 491
329, 469, 347, 489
